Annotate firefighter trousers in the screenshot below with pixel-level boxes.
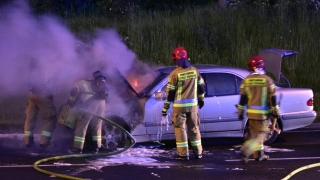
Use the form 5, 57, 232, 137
73, 99, 105, 150
241, 119, 269, 158
172, 112, 202, 157
24, 92, 57, 146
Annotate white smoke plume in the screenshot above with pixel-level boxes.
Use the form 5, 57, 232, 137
0, 0, 159, 108
0, 0, 161, 147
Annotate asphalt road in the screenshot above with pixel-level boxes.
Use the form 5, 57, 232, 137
0, 122, 320, 180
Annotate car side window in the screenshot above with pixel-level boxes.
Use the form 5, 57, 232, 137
201, 73, 243, 97
236, 76, 243, 94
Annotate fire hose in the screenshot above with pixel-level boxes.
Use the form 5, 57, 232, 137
33, 108, 136, 180
281, 163, 320, 180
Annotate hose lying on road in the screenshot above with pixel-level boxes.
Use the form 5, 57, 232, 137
33, 109, 136, 180
281, 162, 320, 180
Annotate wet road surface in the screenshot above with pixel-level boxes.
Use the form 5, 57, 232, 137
0, 123, 320, 180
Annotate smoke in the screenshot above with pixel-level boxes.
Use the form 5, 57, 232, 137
0, 0, 160, 146
0, 0, 159, 103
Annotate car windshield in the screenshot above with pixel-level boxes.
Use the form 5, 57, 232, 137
138, 71, 168, 97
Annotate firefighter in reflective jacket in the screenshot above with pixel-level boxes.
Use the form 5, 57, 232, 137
24, 58, 57, 148
237, 55, 280, 164
162, 46, 206, 160
67, 71, 108, 154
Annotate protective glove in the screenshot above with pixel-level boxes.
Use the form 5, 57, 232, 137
270, 105, 280, 117
198, 100, 204, 109
162, 108, 168, 116
238, 114, 244, 120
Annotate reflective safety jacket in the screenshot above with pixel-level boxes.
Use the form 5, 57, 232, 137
68, 79, 97, 106
238, 73, 276, 120
164, 66, 205, 113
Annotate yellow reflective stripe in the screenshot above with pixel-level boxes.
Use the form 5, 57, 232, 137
247, 109, 270, 114
262, 87, 266, 106
82, 80, 90, 92
237, 104, 244, 109
270, 84, 275, 89
74, 136, 85, 143
173, 102, 197, 107
194, 78, 197, 100
167, 84, 176, 90
24, 131, 33, 137
244, 139, 260, 151
177, 70, 197, 81
176, 141, 188, 148
245, 78, 266, 86
177, 81, 182, 100
190, 140, 201, 147
92, 136, 101, 141
41, 131, 52, 137
83, 95, 93, 102
198, 78, 204, 84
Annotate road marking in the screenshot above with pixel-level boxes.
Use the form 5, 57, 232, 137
0, 164, 98, 168
2, 156, 319, 168
226, 156, 320, 162
285, 130, 320, 133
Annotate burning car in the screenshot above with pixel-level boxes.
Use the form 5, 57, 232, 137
100, 48, 316, 149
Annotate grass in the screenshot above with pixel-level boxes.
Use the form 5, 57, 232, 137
65, 2, 320, 109
2, 2, 320, 121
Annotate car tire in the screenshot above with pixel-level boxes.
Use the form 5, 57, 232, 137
100, 116, 130, 151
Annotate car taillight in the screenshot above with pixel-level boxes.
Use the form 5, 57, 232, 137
307, 98, 314, 106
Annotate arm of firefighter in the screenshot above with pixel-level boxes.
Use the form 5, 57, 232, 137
268, 79, 279, 117
270, 96, 280, 118
237, 94, 247, 120
162, 101, 171, 116
162, 90, 175, 116
197, 74, 205, 109
162, 77, 176, 116
68, 86, 79, 108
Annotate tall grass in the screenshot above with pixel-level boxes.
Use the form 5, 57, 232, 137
66, 2, 320, 109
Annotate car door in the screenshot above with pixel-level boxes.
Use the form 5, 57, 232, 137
199, 72, 244, 133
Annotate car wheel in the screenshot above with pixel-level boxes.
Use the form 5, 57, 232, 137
101, 122, 126, 150
243, 121, 279, 145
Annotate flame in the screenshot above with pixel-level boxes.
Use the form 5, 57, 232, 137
133, 79, 138, 87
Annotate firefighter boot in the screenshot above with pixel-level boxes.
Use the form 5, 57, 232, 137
193, 149, 202, 159
91, 143, 99, 154
173, 154, 189, 160
255, 151, 269, 161
240, 146, 250, 164
241, 154, 249, 164
40, 142, 55, 148
25, 137, 35, 148
68, 147, 82, 154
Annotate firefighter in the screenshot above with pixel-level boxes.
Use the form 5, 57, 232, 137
24, 58, 57, 148
237, 55, 280, 164
162, 46, 206, 160
67, 70, 108, 154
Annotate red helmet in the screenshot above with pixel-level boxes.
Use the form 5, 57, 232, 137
248, 55, 265, 71
172, 46, 188, 62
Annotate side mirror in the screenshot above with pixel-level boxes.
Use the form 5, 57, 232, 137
154, 91, 166, 101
